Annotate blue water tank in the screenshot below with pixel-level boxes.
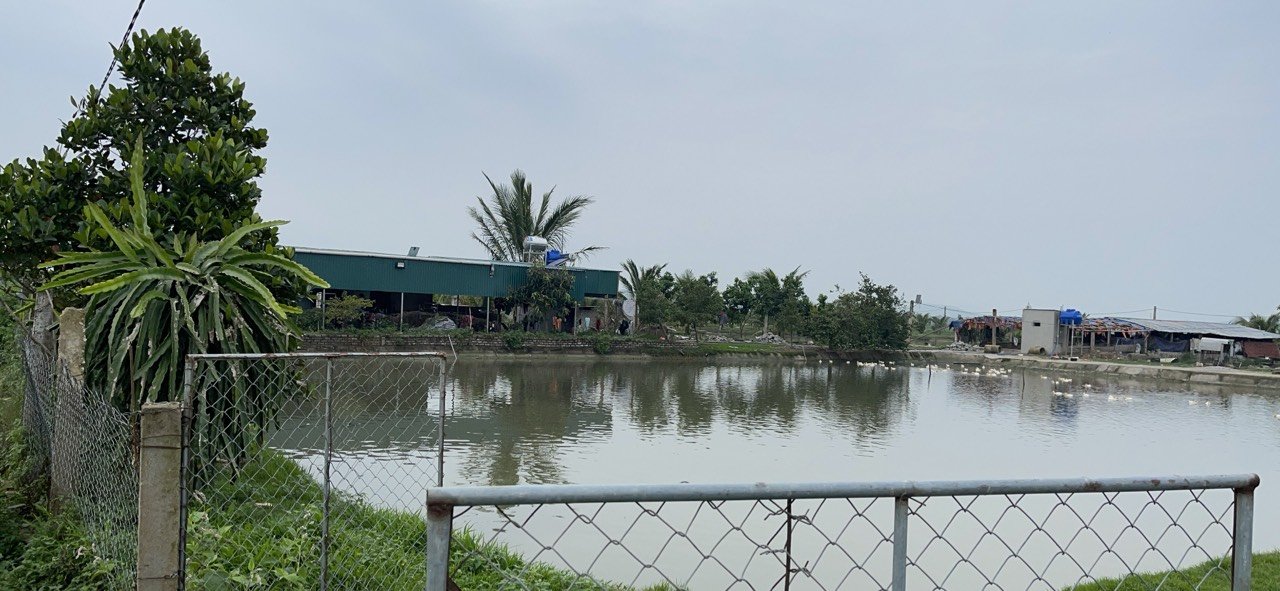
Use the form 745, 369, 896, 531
1060, 309, 1083, 325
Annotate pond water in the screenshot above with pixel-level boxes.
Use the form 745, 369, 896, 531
284, 358, 1280, 588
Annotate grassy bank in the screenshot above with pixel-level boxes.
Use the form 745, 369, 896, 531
1066, 552, 1279, 590
188, 451, 667, 590
0, 319, 122, 589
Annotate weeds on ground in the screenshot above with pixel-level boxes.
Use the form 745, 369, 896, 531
0, 415, 119, 589
187, 450, 684, 590
1065, 552, 1279, 591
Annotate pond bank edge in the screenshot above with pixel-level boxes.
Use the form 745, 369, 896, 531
298, 334, 1280, 390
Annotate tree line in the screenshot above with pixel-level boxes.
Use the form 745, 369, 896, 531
618, 261, 911, 349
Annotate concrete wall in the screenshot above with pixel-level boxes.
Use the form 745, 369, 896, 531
1021, 309, 1060, 355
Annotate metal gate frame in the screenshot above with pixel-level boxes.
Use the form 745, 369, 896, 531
181, 351, 449, 591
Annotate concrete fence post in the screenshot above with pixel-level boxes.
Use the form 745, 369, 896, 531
137, 401, 184, 591
49, 307, 86, 512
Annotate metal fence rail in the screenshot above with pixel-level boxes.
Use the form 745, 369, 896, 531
182, 351, 448, 591
426, 475, 1258, 591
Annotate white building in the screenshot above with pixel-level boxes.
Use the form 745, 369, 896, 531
1021, 308, 1060, 355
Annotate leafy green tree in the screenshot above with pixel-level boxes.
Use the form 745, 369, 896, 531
746, 269, 784, 335
1, 27, 293, 324
722, 277, 754, 338
510, 266, 575, 331
322, 294, 374, 328
1234, 311, 1280, 334
41, 143, 328, 413
635, 280, 670, 328
775, 268, 811, 338
469, 170, 601, 262
671, 271, 724, 342
810, 274, 909, 350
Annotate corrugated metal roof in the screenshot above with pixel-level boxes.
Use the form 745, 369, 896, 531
1113, 318, 1280, 340
292, 246, 608, 272
291, 247, 619, 300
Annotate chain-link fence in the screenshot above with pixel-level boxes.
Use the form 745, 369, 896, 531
426, 476, 1258, 591
183, 352, 448, 590
18, 337, 138, 590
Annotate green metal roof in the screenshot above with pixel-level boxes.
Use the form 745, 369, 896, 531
292, 247, 619, 300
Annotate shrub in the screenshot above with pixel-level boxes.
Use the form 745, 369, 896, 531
590, 333, 613, 355
503, 332, 525, 351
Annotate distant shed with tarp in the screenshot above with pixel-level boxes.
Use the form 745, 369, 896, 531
1114, 318, 1280, 356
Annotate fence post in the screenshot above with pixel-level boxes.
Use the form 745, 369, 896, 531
437, 368, 447, 486
425, 503, 454, 591
177, 358, 196, 590
784, 499, 794, 591
49, 307, 86, 512
322, 358, 333, 591
1232, 486, 1255, 590
137, 401, 184, 591
892, 496, 909, 591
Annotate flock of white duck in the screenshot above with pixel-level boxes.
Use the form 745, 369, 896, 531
812, 360, 1280, 419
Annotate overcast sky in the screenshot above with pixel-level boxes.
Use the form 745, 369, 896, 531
3, 2, 1277, 320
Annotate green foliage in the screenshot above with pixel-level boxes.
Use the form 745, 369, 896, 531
503, 332, 526, 351
42, 143, 327, 410
510, 266, 575, 330
0, 306, 22, 427
1065, 552, 1280, 591
810, 274, 909, 351
468, 170, 600, 262
1234, 311, 1280, 334
321, 294, 373, 329
0, 506, 119, 591
722, 277, 753, 323
670, 271, 724, 342
635, 276, 671, 328
188, 450, 677, 590
620, 260, 667, 301
0, 418, 32, 565
910, 313, 951, 334
620, 261, 674, 329
0, 27, 286, 302
589, 332, 613, 355
0, 414, 118, 590
744, 267, 808, 335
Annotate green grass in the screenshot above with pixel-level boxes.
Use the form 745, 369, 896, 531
1065, 552, 1280, 590
188, 451, 675, 590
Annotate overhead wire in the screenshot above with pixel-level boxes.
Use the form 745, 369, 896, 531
59, 0, 148, 154
1155, 308, 1240, 319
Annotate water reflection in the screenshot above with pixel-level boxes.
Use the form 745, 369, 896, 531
270, 358, 1280, 559
445, 360, 912, 486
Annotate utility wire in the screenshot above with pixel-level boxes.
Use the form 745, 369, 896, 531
1156, 308, 1240, 319
1093, 308, 1150, 317
60, 0, 148, 150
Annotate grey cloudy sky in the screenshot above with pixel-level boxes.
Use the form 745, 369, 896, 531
3, 1, 1277, 320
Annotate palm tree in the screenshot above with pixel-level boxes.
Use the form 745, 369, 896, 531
1234, 311, 1280, 334
468, 170, 601, 262
746, 267, 808, 336
620, 260, 667, 300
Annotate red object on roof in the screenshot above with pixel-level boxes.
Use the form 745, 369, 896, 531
1241, 341, 1280, 359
